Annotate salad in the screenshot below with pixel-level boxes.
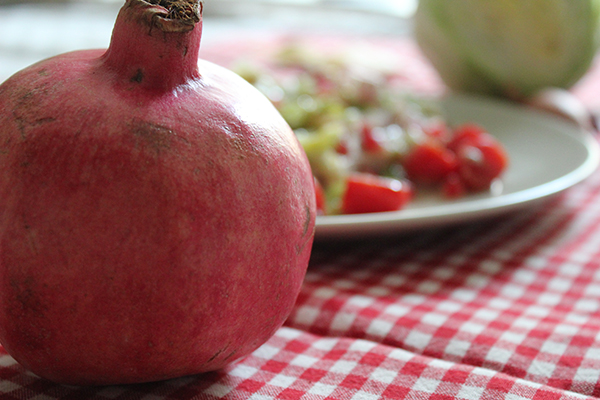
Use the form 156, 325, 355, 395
234, 43, 508, 215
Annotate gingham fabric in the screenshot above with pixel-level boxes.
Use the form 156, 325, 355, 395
3, 4, 600, 400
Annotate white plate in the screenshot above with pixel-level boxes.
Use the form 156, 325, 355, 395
315, 94, 600, 239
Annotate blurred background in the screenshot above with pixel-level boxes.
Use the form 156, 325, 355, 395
0, 0, 417, 82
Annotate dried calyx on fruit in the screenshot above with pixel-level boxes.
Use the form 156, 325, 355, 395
0, 0, 315, 387
142, 0, 201, 30
147, 0, 201, 21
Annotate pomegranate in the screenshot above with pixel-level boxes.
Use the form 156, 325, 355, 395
0, 0, 316, 386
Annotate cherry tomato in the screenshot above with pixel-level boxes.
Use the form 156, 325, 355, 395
447, 123, 508, 191
403, 141, 457, 184
442, 172, 466, 199
342, 173, 413, 214
447, 123, 488, 152
455, 141, 508, 191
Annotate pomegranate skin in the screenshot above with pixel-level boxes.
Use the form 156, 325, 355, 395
0, 0, 315, 386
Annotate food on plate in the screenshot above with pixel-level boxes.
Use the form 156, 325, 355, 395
0, 0, 315, 386
234, 44, 508, 215
414, 0, 600, 100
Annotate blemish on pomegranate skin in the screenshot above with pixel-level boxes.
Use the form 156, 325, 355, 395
207, 346, 226, 363
131, 69, 145, 83
34, 117, 56, 125
224, 350, 237, 361
14, 114, 27, 139
302, 205, 311, 237
10, 278, 46, 315
296, 204, 314, 255
23, 224, 39, 255
130, 119, 173, 152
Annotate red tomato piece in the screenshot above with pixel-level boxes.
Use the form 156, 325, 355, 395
403, 141, 457, 184
455, 141, 508, 191
342, 173, 413, 214
424, 120, 450, 141
361, 122, 383, 153
314, 177, 327, 215
336, 140, 349, 155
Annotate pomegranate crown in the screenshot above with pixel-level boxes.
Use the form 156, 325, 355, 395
135, 0, 203, 32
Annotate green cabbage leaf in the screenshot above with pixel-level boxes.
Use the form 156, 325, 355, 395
414, 0, 600, 99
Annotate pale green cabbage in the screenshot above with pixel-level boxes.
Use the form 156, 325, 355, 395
414, 0, 600, 99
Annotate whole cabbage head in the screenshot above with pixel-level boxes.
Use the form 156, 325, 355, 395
414, 0, 600, 100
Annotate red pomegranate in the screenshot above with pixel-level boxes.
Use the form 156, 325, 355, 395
0, 0, 315, 385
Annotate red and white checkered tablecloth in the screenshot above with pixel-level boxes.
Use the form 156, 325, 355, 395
3, 32, 600, 399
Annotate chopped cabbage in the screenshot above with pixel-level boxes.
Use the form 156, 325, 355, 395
414, 0, 600, 99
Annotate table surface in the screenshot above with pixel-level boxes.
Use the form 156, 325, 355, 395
2, 2, 600, 399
